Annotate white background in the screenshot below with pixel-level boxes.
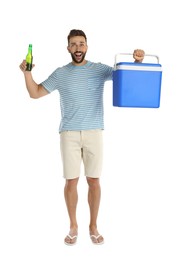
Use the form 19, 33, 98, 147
0, 0, 184, 259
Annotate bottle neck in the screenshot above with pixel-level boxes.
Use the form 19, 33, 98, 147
28, 44, 32, 53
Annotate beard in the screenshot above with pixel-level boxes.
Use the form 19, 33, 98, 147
70, 51, 86, 64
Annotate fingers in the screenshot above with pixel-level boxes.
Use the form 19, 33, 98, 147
133, 49, 145, 62
19, 60, 27, 71
19, 60, 35, 72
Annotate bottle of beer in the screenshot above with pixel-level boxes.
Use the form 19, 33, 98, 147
26, 44, 33, 71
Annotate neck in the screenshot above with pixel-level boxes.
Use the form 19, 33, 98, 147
72, 60, 87, 66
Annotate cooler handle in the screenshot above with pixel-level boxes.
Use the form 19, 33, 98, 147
114, 53, 160, 67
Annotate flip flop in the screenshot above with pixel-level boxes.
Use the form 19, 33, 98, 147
64, 234, 78, 246
90, 234, 104, 245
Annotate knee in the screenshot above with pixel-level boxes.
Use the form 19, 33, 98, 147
86, 177, 100, 189
65, 178, 79, 190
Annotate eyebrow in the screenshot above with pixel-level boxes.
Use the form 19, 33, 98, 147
70, 41, 86, 45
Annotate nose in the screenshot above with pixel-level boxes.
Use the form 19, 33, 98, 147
76, 45, 81, 51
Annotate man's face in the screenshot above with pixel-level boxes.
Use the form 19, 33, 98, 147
67, 36, 88, 65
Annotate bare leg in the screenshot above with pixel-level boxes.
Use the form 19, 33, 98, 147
86, 177, 104, 244
64, 178, 79, 245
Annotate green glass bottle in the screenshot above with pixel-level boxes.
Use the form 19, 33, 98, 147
26, 44, 33, 71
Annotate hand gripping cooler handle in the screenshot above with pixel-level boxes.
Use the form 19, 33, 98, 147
114, 53, 160, 68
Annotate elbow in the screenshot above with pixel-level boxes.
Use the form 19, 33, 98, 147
29, 93, 40, 99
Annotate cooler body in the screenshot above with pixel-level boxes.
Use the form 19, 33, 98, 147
113, 61, 162, 108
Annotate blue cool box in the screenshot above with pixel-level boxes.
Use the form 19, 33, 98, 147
113, 61, 162, 108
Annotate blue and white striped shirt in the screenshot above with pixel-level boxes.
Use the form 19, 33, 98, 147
41, 61, 113, 132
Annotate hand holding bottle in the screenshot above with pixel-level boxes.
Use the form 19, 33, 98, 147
19, 59, 35, 72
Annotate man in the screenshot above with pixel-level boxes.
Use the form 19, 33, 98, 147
19, 29, 145, 245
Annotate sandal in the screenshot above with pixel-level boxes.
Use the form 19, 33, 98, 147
64, 234, 78, 246
90, 234, 104, 245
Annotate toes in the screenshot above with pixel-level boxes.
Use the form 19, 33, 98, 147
64, 235, 77, 245
90, 234, 104, 244
97, 235, 104, 244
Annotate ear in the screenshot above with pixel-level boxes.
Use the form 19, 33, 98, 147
67, 46, 71, 53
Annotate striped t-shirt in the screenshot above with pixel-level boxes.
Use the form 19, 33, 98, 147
41, 61, 113, 132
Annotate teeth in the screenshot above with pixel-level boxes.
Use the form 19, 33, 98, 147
75, 53, 82, 57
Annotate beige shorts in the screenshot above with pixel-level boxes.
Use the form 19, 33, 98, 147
60, 129, 103, 179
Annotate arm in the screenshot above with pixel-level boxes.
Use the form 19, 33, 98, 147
19, 60, 49, 99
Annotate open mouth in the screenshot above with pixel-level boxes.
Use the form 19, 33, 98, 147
71, 51, 86, 63
74, 52, 83, 60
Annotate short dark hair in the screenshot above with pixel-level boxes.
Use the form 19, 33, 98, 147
67, 29, 87, 44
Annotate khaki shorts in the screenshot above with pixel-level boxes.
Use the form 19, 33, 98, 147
60, 129, 103, 179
